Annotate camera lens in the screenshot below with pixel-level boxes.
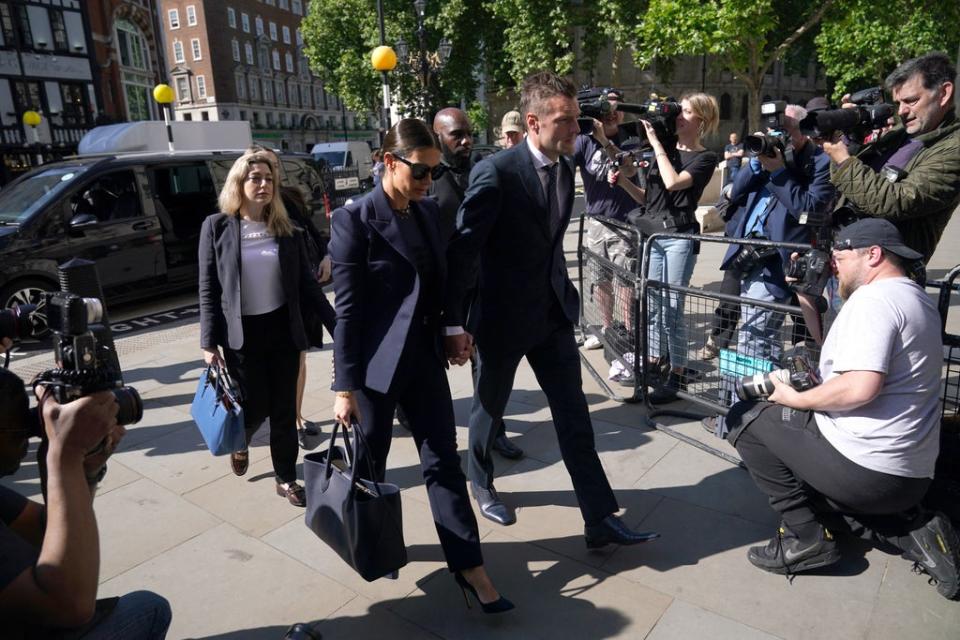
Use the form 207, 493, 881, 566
81, 297, 103, 325
112, 386, 143, 426
0, 304, 38, 341
735, 371, 779, 401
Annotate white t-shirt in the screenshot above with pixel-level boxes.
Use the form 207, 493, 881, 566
815, 277, 942, 478
239, 219, 286, 315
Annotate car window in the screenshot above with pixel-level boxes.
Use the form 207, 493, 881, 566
70, 170, 142, 223
0, 164, 88, 224
148, 163, 218, 238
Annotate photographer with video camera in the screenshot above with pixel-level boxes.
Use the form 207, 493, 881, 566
0, 338, 171, 637
724, 218, 959, 598
702, 103, 834, 435
820, 52, 960, 263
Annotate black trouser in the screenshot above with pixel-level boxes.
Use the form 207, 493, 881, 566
729, 402, 930, 532
709, 268, 742, 347
469, 304, 619, 525
224, 305, 301, 484
354, 320, 483, 572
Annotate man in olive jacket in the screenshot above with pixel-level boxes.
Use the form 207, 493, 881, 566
823, 52, 959, 263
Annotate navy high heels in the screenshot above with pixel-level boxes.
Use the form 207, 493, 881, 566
454, 572, 515, 614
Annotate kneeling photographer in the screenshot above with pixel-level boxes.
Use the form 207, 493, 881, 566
725, 219, 959, 599
0, 301, 171, 636
818, 52, 959, 263
704, 102, 834, 435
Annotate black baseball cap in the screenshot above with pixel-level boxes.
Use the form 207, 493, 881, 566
834, 218, 922, 260
603, 87, 624, 100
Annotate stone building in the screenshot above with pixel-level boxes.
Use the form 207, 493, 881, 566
157, 0, 376, 152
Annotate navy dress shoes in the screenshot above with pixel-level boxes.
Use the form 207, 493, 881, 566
585, 514, 660, 548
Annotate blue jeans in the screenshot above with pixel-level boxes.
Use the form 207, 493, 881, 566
737, 271, 788, 364
646, 236, 696, 368
82, 591, 172, 640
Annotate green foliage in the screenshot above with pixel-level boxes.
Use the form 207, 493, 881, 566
816, 0, 960, 98
466, 100, 489, 132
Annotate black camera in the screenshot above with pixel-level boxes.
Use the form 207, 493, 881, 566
576, 88, 680, 149
0, 304, 41, 342
32, 260, 142, 427
728, 243, 779, 278
745, 101, 789, 157
800, 86, 895, 143
785, 247, 833, 297
736, 355, 819, 401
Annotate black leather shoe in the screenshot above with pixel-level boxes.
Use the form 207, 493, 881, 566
648, 371, 687, 404
585, 515, 660, 548
471, 482, 516, 526
492, 433, 524, 459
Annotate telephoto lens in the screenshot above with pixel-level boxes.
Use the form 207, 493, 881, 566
0, 304, 38, 341
736, 369, 788, 401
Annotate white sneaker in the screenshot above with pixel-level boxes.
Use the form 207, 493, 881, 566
584, 335, 602, 350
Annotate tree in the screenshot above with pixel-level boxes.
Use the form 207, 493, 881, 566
815, 0, 960, 99
632, 0, 837, 131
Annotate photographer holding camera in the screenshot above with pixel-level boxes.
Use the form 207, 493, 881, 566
724, 218, 959, 599
822, 52, 960, 262
0, 342, 171, 637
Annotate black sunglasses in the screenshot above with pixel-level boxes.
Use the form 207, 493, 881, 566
394, 155, 446, 181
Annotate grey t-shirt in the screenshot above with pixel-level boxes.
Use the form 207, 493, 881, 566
814, 277, 942, 477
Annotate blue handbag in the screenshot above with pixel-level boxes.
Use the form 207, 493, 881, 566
190, 365, 246, 456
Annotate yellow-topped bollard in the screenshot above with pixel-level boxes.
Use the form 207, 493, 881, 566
22, 110, 41, 127
153, 84, 174, 105
371, 45, 397, 72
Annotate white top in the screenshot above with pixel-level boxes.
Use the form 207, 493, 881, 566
814, 277, 942, 478
239, 219, 286, 316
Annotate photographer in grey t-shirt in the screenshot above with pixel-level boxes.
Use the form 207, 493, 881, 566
724, 218, 959, 600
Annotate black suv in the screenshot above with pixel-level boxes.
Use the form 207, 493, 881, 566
0, 151, 328, 330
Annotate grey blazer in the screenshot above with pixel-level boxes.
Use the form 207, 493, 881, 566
198, 213, 327, 351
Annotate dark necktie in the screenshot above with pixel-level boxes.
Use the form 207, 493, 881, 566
546, 163, 559, 236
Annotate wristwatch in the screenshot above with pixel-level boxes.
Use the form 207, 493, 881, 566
336, 390, 354, 398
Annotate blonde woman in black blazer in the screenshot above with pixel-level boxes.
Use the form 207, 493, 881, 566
199, 149, 329, 506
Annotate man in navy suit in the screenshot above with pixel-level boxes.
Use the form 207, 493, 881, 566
443, 71, 658, 548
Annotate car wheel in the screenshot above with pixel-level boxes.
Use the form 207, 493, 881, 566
0, 278, 55, 339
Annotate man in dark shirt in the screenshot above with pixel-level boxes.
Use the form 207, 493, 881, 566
724, 132, 744, 187
431, 108, 523, 460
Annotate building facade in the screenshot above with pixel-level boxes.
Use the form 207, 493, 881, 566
158, 0, 375, 152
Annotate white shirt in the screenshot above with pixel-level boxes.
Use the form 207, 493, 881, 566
239, 219, 286, 315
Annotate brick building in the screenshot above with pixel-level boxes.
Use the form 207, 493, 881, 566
158, 0, 375, 152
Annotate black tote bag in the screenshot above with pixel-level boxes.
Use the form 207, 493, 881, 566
303, 420, 407, 581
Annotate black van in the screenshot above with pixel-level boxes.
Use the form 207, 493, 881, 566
0, 150, 328, 328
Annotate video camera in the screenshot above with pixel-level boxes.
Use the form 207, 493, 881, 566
799, 86, 895, 144
736, 354, 820, 401
576, 88, 681, 150
745, 101, 790, 158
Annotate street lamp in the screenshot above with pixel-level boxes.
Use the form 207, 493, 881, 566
395, 0, 452, 117
152, 83, 175, 152
372, 0, 396, 142
22, 110, 42, 165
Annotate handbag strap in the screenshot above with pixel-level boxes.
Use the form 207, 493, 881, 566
348, 418, 384, 497
319, 417, 387, 497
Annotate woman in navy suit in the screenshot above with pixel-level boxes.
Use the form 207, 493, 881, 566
329, 119, 512, 612
199, 149, 331, 507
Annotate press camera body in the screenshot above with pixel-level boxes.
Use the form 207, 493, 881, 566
736, 355, 820, 401
576, 88, 681, 150
785, 210, 834, 298
745, 101, 790, 158
799, 86, 895, 144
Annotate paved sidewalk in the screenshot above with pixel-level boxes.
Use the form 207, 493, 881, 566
3, 214, 959, 640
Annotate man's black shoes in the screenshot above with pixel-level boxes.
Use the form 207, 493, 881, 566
748, 524, 840, 575
492, 433, 524, 459
471, 482, 516, 526
902, 511, 960, 600
585, 515, 660, 549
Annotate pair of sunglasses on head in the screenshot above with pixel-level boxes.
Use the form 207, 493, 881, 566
391, 154, 447, 181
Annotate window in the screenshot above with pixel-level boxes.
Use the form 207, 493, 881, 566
0, 5, 15, 46
288, 80, 298, 106
117, 19, 148, 70
186, 5, 197, 26
175, 76, 190, 102
241, 12, 249, 33
248, 76, 259, 100
266, 0, 275, 5
191, 38, 201, 60
201, 111, 209, 121
196, 75, 207, 99
227, 7, 236, 28
263, 80, 273, 103
231, 39, 240, 61
285, 52, 293, 73
282, 26, 290, 44
49, 10, 68, 51
272, 49, 280, 71
269, 22, 277, 41
255, 16, 263, 36
149, 164, 218, 239
280, 0, 289, 9
115, 19, 153, 121
292, 0, 303, 16
295, 28, 302, 45
13, 5, 31, 48
168, 9, 179, 29
275, 80, 285, 105
183, 112, 193, 121
172, 40, 184, 63
236, 74, 246, 100
244, 42, 254, 65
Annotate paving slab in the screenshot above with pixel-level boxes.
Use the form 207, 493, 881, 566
646, 599, 783, 640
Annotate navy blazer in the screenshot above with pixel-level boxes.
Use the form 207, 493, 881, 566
198, 213, 330, 351
443, 141, 579, 354
721, 143, 835, 299
328, 185, 447, 393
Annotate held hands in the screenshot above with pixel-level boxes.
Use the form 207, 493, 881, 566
444, 332, 474, 366
203, 347, 225, 368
